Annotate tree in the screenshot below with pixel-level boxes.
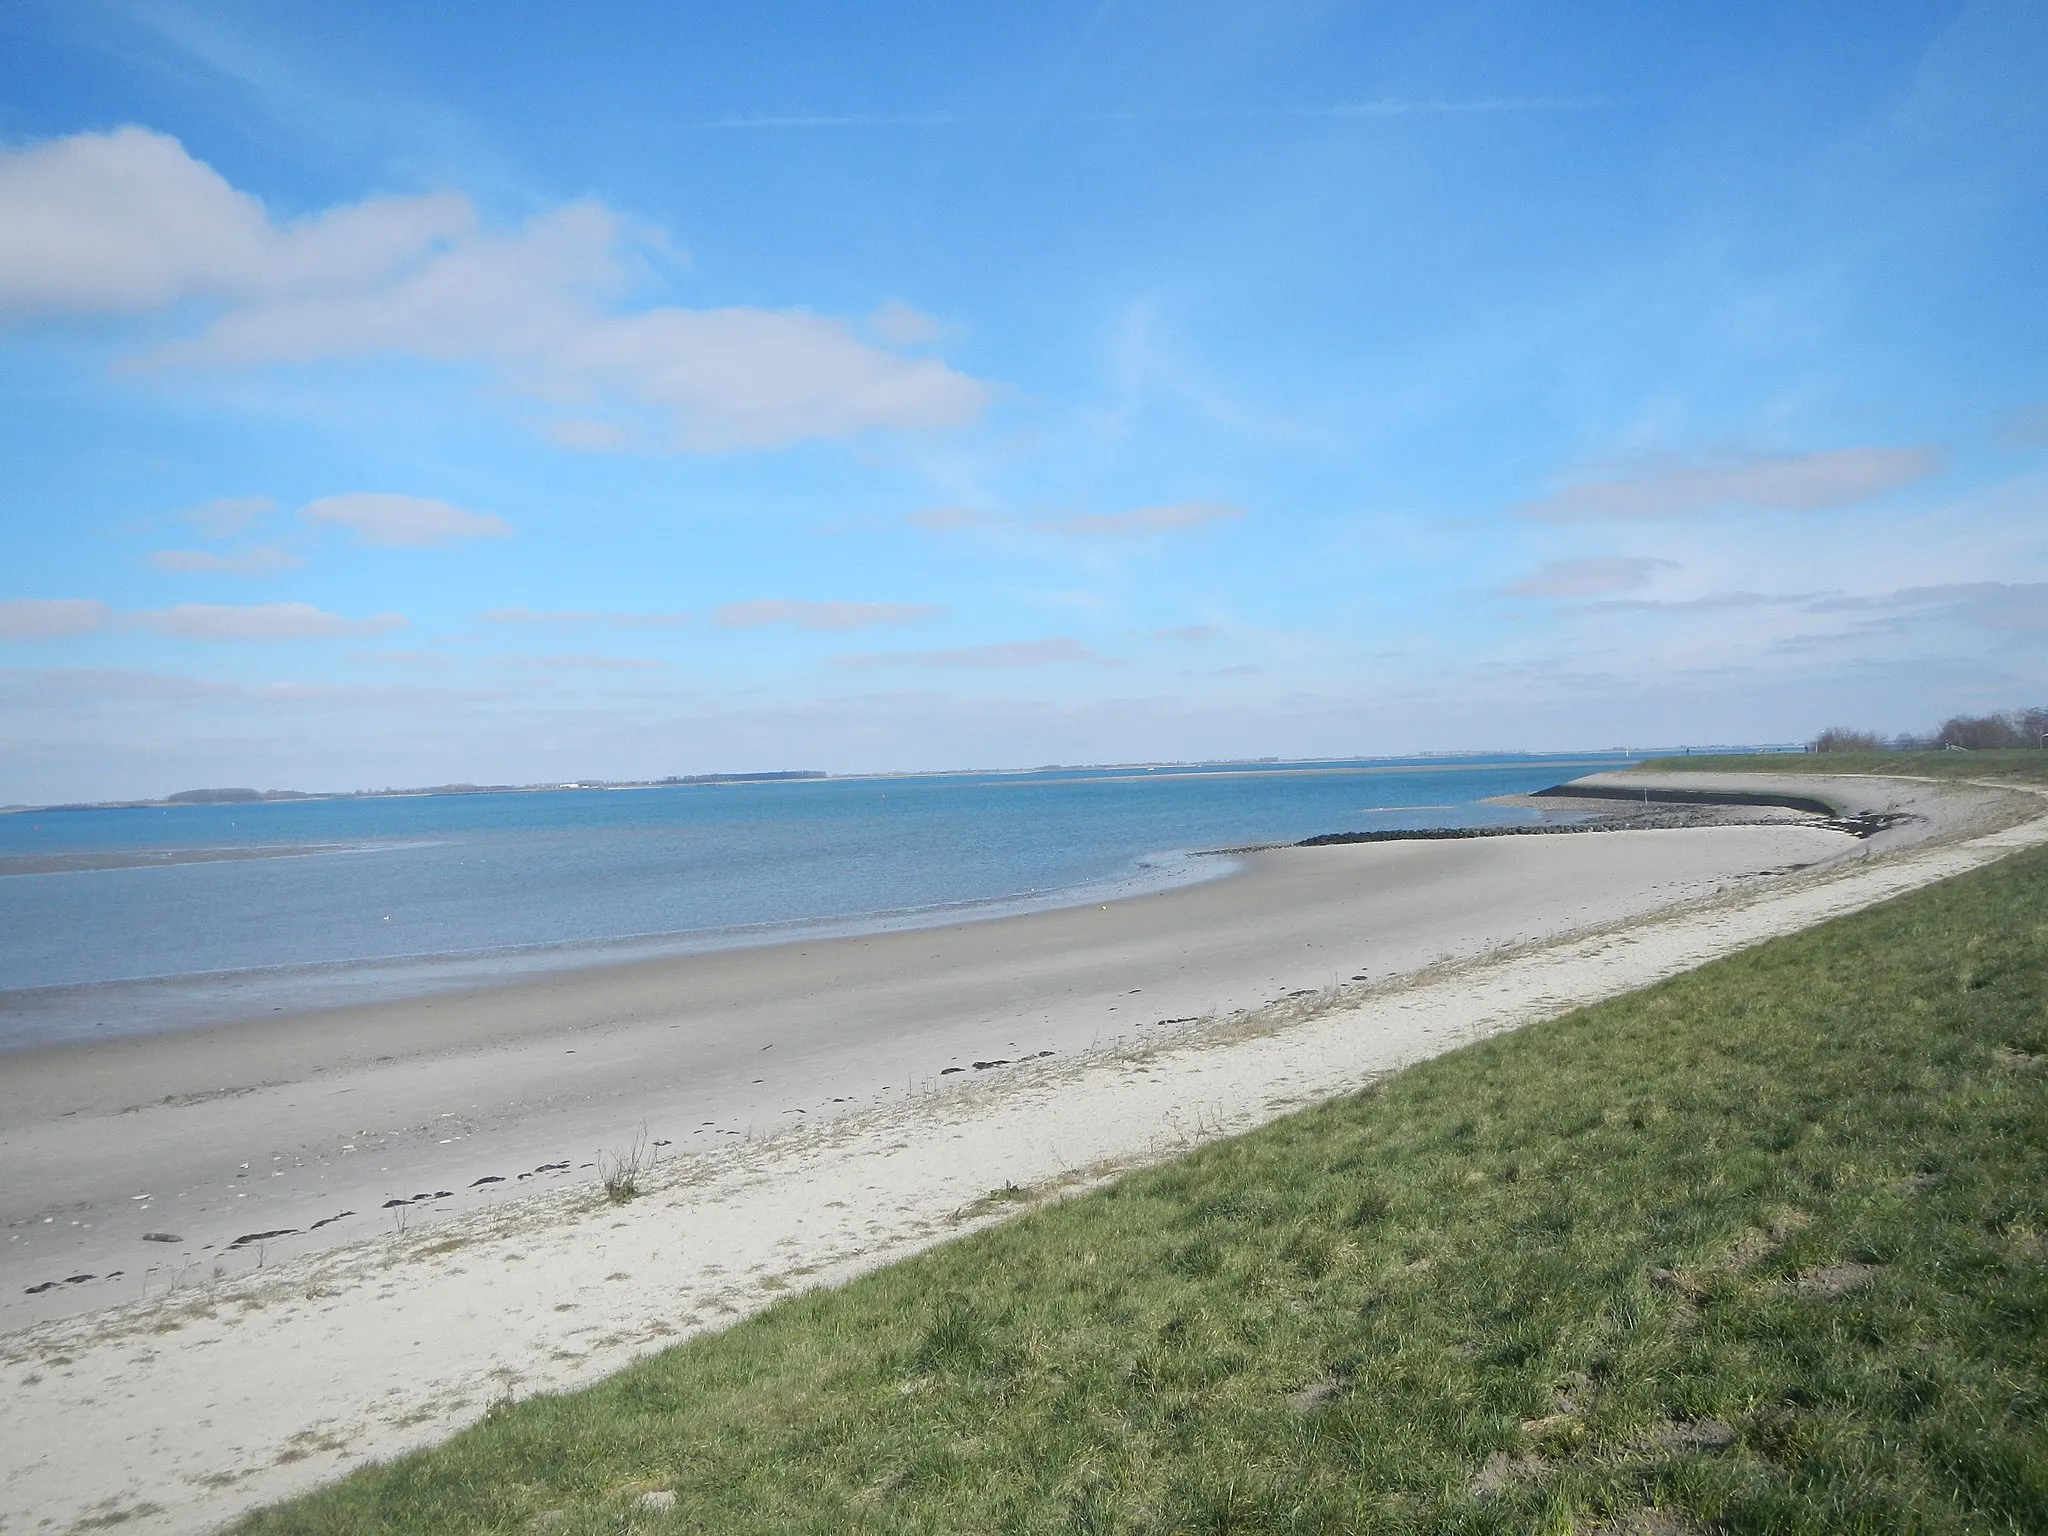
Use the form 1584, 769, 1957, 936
1809, 727, 1885, 752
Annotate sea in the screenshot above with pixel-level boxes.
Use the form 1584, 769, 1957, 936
0, 754, 1633, 1052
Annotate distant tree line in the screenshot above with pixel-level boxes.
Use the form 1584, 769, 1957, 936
1810, 707, 2048, 753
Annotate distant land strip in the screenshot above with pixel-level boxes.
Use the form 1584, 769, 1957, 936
2, 771, 829, 815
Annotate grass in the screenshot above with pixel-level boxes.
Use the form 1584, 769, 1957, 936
236, 849, 2048, 1534
1635, 749, 2048, 785
600, 1130, 652, 1205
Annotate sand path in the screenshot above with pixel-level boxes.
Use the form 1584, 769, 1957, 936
1, 772, 2040, 1533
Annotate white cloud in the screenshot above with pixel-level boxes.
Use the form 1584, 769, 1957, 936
179, 495, 275, 539
0, 126, 471, 314
0, 598, 114, 639
301, 492, 511, 547
714, 599, 944, 631
136, 602, 405, 640
1502, 556, 1675, 597
835, 637, 1100, 668
1519, 447, 1946, 521
149, 544, 303, 575
0, 129, 988, 452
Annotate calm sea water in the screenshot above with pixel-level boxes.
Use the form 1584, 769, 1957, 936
0, 755, 1629, 1050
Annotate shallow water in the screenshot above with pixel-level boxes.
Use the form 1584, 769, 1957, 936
0, 755, 1627, 1049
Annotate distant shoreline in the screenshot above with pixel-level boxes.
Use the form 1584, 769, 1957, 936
4, 747, 1802, 816
0, 769, 830, 816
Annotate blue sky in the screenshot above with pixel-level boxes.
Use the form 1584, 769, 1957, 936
2, 1, 2044, 801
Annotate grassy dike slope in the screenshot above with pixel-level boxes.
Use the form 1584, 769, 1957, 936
242, 851, 2048, 1535
1635, 750, 2048, 785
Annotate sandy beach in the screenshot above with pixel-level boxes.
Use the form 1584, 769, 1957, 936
3, 770, 2042, 1533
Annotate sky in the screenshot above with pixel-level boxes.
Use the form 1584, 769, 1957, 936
1, 1, 2044, 802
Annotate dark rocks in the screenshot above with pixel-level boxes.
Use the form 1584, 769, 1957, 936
141, 1232, 183, 1243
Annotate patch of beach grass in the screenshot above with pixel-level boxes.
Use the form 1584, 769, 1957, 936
235, 848, 2048, 1534
1636, 748, 2048, 784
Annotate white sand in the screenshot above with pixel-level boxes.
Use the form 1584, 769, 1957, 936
2, 772, 2041, 1533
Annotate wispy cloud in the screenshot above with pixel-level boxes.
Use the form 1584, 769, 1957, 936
487, 653, 667, 671
1518, 447, 1946, 521
483, 607, 692, 628
868, 300, 945, 347
1994, 404, 2048, 451
301, 493, 511, 547
1802, 581, 2048, 633
178, 496, 275, 539
352, 650, 457, 669
1057, 501, 1242, 536
149, 544, 303, 576
713, 599, 944, 630
1579, 591, 1783, 614
907, 506, 994, 532
835, 637, 1101, 668
136, 602, 404, 641
1501, 556, 1674, 597
909, 501, 1242, 539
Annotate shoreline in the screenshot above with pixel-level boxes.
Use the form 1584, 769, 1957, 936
2, 772, 2041, 1532
0, 844, 1237, 1055
0, 756, 1653, 1051
0, 771, 1821, 1053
